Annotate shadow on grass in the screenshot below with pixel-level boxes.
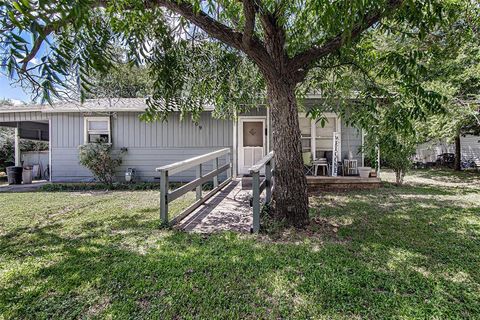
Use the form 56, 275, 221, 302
1, 182, 479, 319
409, 168, 480, 184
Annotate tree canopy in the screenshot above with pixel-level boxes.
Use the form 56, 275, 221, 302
1, 1, 466, 111
0, 0, 475, 226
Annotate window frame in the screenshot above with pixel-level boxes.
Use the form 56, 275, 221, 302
298, 112, 341, 159
84, 116, 112, 144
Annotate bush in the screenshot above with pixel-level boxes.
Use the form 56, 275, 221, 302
40, 182, 160, 192
78, 143, 124, 185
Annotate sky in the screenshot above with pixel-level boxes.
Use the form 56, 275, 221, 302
1, 31, 50, 104
0, 74, 31, 103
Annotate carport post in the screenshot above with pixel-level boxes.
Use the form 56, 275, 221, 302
14, 124, 20, 166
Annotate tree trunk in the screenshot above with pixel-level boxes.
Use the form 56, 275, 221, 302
395, 169, 404, 185
267, 80, 309, 228
454, 134, 461, 171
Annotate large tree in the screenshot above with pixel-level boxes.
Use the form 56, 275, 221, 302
0, 0, 462, 227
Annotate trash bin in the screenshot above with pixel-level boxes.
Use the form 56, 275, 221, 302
22, 166, 33, 184
6, 166, 23, 185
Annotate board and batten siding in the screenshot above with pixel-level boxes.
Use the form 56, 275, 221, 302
50, 112, 233, 182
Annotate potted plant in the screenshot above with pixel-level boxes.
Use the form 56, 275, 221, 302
358, 166, 372, 178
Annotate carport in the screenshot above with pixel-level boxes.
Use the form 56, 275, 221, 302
0, 105, 50, 181
0, 120, 49, 166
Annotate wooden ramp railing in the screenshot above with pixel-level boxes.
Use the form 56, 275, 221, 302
249, 151, 274, 232
156, 148, 232, 226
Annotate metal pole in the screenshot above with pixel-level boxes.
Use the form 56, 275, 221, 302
160, 170, 169, 225
14, 125, 20, 166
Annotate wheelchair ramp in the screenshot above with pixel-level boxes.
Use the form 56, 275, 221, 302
177, 179, 254, 233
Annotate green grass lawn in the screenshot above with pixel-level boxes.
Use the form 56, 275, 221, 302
0, 170, 479, 319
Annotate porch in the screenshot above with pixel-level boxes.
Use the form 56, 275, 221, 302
306, 175, 381, 192
237, 112, 368, 178
242, 174, 381, 192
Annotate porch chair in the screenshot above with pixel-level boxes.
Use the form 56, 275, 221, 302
324, 151, 333, 175
322, 151, 343, 176
303, 151, 314, 175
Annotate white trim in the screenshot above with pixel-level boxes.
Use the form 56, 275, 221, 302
14, 125, 20, 166
361, 129, 365, 167
83, 116, 111, 144
42, 108, 146, 113
301, 113, 341, 160
48, 119, 52, 182
0, 108, 44, 114
237, 116, 267, 175
233, 113, 238, 177
311, 119, 317, 159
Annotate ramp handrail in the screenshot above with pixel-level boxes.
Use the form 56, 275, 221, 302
249, 151, 274, 232
156, 148, 232, 225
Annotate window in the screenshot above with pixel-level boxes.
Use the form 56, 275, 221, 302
84, 117, 111, 143
298, 113, 341, 159
243, 121, 264, 147
299, 114, 311, 151
315, 116, 337, 151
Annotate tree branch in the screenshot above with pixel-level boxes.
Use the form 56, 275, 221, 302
155, 0, 245, 51
20, 25, 54, 72
242, 0, 256, 47
152, 0, 277, 77
288, 0, 405, 80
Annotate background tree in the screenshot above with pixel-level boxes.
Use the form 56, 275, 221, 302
415, 32, 480, 171
0, 0, 465, 227
304, 2, 478, 178
88, 63, 152, 99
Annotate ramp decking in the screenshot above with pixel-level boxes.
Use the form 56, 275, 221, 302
175, 175, 381, 233
177, 179, 254, 233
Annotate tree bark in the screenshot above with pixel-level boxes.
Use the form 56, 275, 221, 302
454, 134, 461, 171
395, 169, 404, 185
267, 80, 309, 228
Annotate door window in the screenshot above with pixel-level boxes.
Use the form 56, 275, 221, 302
243, 122, 263, 147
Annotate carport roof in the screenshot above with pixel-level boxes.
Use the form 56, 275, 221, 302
0, 98, 216, 113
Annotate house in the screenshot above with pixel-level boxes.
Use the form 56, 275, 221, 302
415, 136, 480, 167
0, 97, 366, 183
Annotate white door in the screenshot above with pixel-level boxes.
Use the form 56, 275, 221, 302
238, 118, 266, 175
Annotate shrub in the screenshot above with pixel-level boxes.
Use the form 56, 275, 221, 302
78, 143, 123, 185
40, 182, 160, 192
365, 134, 416, 185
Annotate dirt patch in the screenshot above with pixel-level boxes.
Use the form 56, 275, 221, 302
258, 217, 351, 245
